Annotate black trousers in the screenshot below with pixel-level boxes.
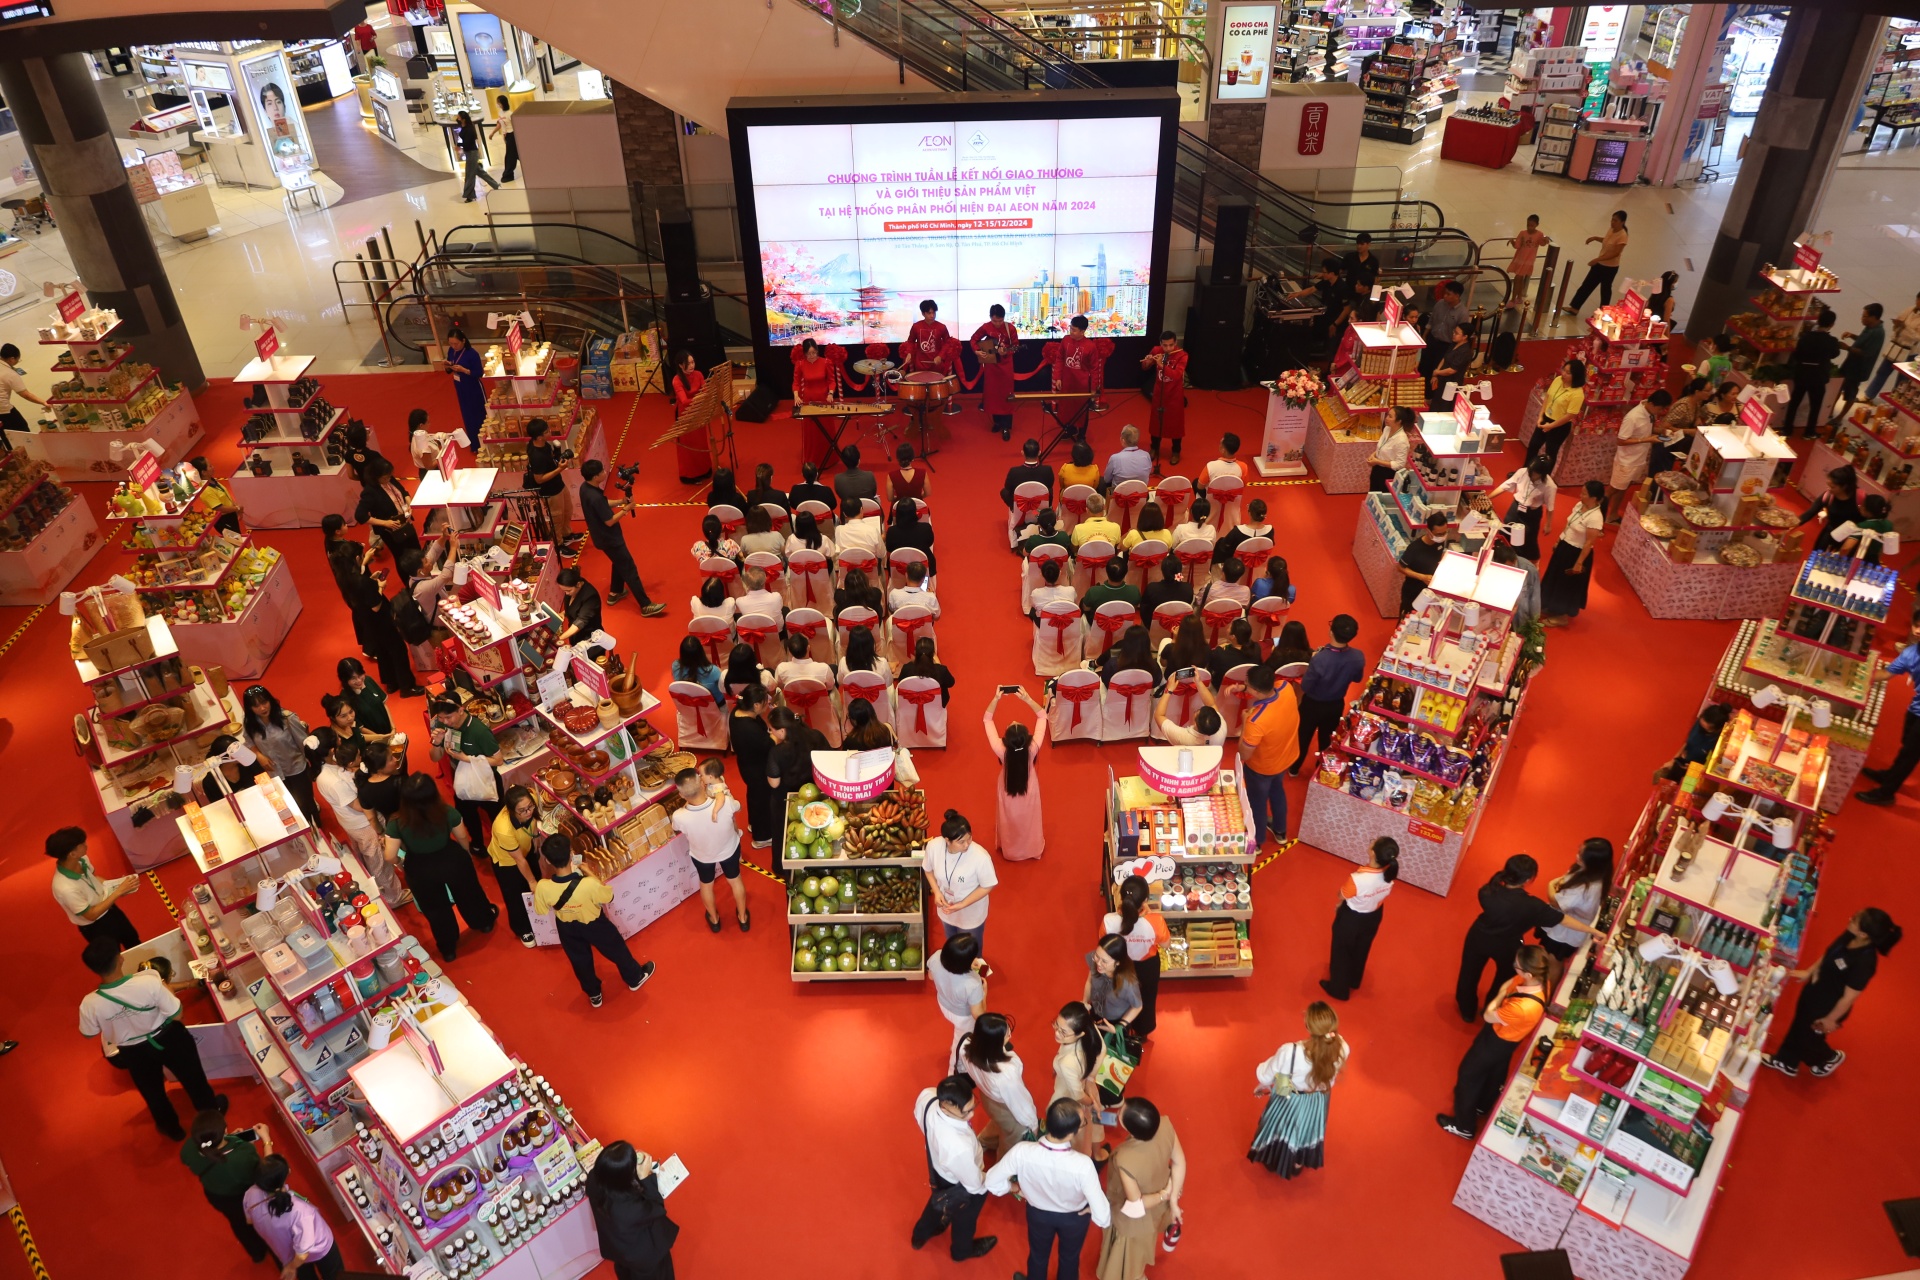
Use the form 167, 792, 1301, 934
0, 406, 26, 444
1525, 421, 1571, 471
115, 1020, 218, 1132
492, 861, 533, 939
1785, 374, 1827, 434
79, 904, 141, 952
1451, 1023, 1522, 1126
1025, 1204, 1092, 1280
557, 914, 644, 998
1326, 902, 1384, 999
1568, 263, 1618, 311
501, 133, 520, 182
1869, 710, 1920, 794
1134, 951, 1162, 1037
368, 612, 415, 695
742, 773, 777, 843
613, 1258, 675, 1280
1456, 931, 1515, 1021
454, 783, 500, 851
1367, 463, 1395, 493
1293, 696, 1343, 772
599, 538, 654, 606
911, 1180, 986, 1259
1770, 989, 1841, 1069
405, 847, 498, 959
205, 1187, 269, 1262
292, 1240, 344, 1280
345, 597, 379, 656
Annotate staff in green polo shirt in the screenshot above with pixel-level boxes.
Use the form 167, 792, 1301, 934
181, 1110, 270, 1263
429, 695, 505, 848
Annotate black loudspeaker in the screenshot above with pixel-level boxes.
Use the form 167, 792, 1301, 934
1185, 282, 1247, 390
1211, 203, 1253, 287
735, 386, 779, 424
665, 300, 723, 372
658, 217, 701, 304
1500, 1251, 1576, 1280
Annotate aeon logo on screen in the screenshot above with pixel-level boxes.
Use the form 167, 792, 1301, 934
918, 134, 951, 150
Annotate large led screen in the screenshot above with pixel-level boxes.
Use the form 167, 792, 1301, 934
730, 99, 1175, 348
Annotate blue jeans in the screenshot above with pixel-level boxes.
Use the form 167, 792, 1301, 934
1244, 766, 1288, 845
1864, 355, 1905, 403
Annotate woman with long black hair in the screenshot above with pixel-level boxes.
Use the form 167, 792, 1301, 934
1366, 406, 1414, 493
729, 685, 777, 850
1104, 874, 1167, 1038
983, 686, 1048, 862
328, 543, 419, 698
242, 1154, 343, 1278
1321, 837, 1398, 1001
179, 1109, 268, 1264
321, 514, 377, 656
1537, 838, 1614, 982
381, 772, 498, 960
354, 455, 419, 561
765, 708, 828, 875
1798, 464, 1863, 554
486, 786, 543, 946
585, 1140, 679, 1280
1050, 1001, 1104, 1158
1454, 853, 1601, 1021
1439, 946, 1551, 1139
1765, 907, 1903, 1078
957, 1011, 1038, 1160
1100, 623, 1162, 690
1491, 454, 1558, 562
1525, 356, 1587, 471
1539, 479, 1608, 627
241, 685, 318, 820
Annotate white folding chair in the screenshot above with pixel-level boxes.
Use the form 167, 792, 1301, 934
1217, 662, 1255, 738
760, 502, 790, 534
1022, 543, 1072, 615
797, 498, 835, 540
743, 550, 786, 604
1126, 537, 1169, 594
1049, 669, 1104, 744
785, 548, 831, 611
1033, 600, 1085, 678
1201, 596, 1246, 649
1101, 669, 1156, 741
786, 607, 836, 662
896, 675, 949, 748
708, 503, 745, 538
1149, 600, 1193, 649
1059, 483, 1096, 535
1009, 480, 1050, 548
835, 605, 880, 659
698, 554, 741, 599
1072, 537, 1116, 598
668, 680, 729, 751
838, 669, 894, 734
1109, 479, 1149, 535
782, 674, 842, 748
836, 545, 880, 588
1086, 600, 1141, 662
735, 611, 784, 669
1207, 472, 1245, 531
687, 614, 733, 666
886, 602, 937, 669
1250, 594, 1291, 649
1174, 536, 1216, 588
1155, 475, 1194, 528
887, 545, 929, 596
1151, 669, 1213, 742
1234, 534, 1275, 583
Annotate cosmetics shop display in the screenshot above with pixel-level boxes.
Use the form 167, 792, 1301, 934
1708, 547, 1895, 810
1723, 255, 1845, 430
1300, 550, 1532, 895
1309, 317, 1424, 493
165, 775, 606, 1280
1798, 359, 1920, 537
15, 299, 204, 482
1517, 292, 1670, 489
1612, 419, 1801, 622
0, 446, 98, 607
1102, 747, 1257, 979
104, 458, 302, 680
788, 753, 928, 983
475, 337, 609, 499
1352, 408, 1499, 618
227, 348, 383, 528
69, 585, 248, 869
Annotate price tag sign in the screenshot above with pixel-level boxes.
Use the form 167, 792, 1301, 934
1407, 818, 1449, 842
439, 438, 460, 484
1792, 241, 1822, 273
1739, 393, 1772, 435
506, 320, 523, 360
571, 654, 611, 699
1381, 291, 1403, 331
1619, 289, 1646, 321
468, 566, 501, 610
129, 451, 160, 490
532, 1133, 580, 1190
1453, 388, 1475, 433
57, 291, 85, 323
254, 326, 279, 361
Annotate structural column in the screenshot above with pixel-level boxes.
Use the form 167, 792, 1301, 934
0, 53, 204, 391
1685, 7, 1882, 342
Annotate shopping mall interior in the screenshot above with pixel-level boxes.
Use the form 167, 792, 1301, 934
1, 3, 1918, 1280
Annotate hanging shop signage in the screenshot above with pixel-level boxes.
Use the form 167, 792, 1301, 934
254, 326, 280, 361
468, 565, 502, 610
1454, 388, 1475, 433
129, 451, 161, 491
1739, 394, 1771, 436
1298, 102, 1329, 156
1381, 291, 1403, 330
569, 653, 610, 698
438, 438, 460, 484
1215, 4, 1278, 101
0, 1, 53, 25
1619, 289, 1646, 321
1697, 84, 1728, 120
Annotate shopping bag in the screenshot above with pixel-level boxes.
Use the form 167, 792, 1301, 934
893, 744, 921, 787
1093, 1026, 1140, 1099
453, 757, 499, 802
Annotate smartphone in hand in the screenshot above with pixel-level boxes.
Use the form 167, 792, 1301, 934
997, 684, 1022, 695
1177, 667, 1195, 682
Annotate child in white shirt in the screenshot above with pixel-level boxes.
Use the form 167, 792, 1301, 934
1172, 495, 1218, 545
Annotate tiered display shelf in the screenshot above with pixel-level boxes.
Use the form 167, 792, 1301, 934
475, 338, 609, 501
1361, 35, 1455, 142
0, 449, 97, 606
73, 609, 245, 868
228, 352, 381, 528
1102, 750, 1256, 979
1724, 256, 1844, 432
16, 304, 202, 481
1301, 550, 1532, 895
1800, 358, 1920, 535
1515, 295, 1671, 486
785, 768, 929, 983
1315, 319, 1424, 495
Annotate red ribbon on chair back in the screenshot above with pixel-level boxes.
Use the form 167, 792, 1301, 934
671, 689, 715, 734
1094, 608, 1138, 644
1176, 546, 1212, 573
1251, 599, 1288, 642
899, 682, 942, 733
1219, 673, 1248, 718
735, 619, 779, 649
895, 613, 933, 647
1061, 492, 1089, 524
1041, 609, 1078, 654
1057, 678, 1100, 728
1110, 672, 1153, 723
1077, 548, 1113, 578
700, 561, 738, 587
710, 505, 745, 537
1109, 487, 1145, 534
784, 684, 830, 722
788, 613, 827, 644
1014, 492, 1046, 522
1129, 545, 1167, 577
1168, 679, 1198, 725
840, 549, 878, 577
789, 551, 826, 604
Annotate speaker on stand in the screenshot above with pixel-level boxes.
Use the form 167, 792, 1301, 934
1186, 282, 1248, 390
658, 216, 724, 373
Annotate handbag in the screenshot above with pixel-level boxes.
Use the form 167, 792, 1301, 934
1265, 1042, 1299, 1098
453, 756, 499, 802
893, 744, 921, 787
1093, 1025, 1140, 1098
921, 1100, 976, 1222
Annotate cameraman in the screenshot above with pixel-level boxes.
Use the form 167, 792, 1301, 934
526, 417, 577, 548
579, 459, 666, 617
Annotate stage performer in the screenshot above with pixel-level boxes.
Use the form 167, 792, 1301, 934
792, 339, 843, 471
669, 349, 712, 484
1141, 331, 1189, 469
972, 305, 1020, 440
903, 300, 961, 416
1046, 315, 1111, 417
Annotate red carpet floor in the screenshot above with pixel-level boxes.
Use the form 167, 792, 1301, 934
1, 347, 1917, 1280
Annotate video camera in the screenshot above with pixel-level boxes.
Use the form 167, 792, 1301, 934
613, 462, 642, 500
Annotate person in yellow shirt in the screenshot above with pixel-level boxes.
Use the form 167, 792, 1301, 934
192, 455, 243, 533
487, 787, 542, 947
533, 834, 656, 1008
1237, 665, 1301, 848
1070, 492, 1122, 548
1058, 440, 1101, 492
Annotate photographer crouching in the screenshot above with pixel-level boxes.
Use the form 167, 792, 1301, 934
579, 459, 667, 618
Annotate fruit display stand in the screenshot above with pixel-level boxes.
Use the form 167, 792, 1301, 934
1722, 257, 1844, 432
16, 306, 203, 482
1299, 550, 1534, 895
1306, 391, 1382, 494
72, 610, 246, 868
1102, 747, 1256, 979
788, 752, 929, 981
227, 353, 380, 528
1611, 429, 1800, 621
476, 339, 608, 501
340, 1021, 600, 1279
0, 449, 98, 606
1799, 359, 1920, 536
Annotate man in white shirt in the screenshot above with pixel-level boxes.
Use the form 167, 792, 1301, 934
669, 767, 749, 931
911, 1075, 998, 1260
1607, 388, 1670, 523
774, 633, 836, 690
79, 936, 225, 1138
985, 1098, 1112, 1280
1028, 559, 1078, 621
0, 342, 49, 440
47, 826, 141, 949
835, 496, 887, 562
736, 566, 785, 623
407, 407, 459, 480
887, 560, 941, 617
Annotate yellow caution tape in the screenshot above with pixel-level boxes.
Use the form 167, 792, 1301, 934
8, 1206, 51, 1280
1252, 838, 1298, 874
0, 604, 46, 660
144, 871, 180, 920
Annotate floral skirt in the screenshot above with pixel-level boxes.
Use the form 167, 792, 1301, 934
1247, 1088, 1329, 1179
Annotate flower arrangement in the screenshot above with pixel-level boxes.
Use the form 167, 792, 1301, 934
1273, 368, 1325, 408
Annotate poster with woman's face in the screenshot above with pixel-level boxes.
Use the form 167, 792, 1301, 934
240, 55, 314, 180
457, 12, 511, 89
